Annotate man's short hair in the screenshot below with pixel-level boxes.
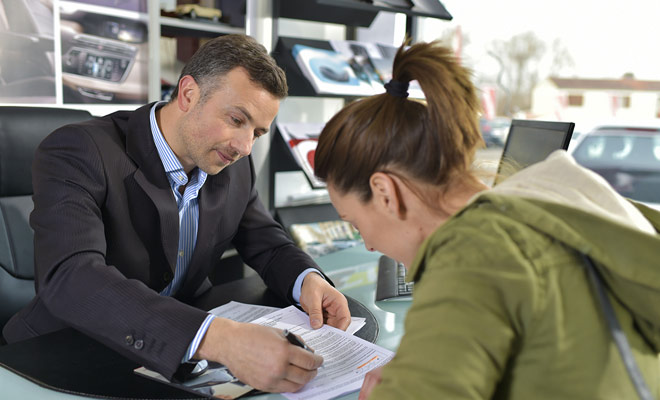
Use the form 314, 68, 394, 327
170, 34, 287, 102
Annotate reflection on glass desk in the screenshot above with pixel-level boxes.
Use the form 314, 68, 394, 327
0, 246, 411, 400
316, 246, 411, 354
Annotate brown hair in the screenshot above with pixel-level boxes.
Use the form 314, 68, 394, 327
314, 41, 484, 207
170, 34, 287, 102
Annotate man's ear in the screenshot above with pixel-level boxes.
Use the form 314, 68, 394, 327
369, 172, 406, 219
176, 75, 199, 112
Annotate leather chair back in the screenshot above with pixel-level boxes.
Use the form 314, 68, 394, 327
0, 106, 92, 331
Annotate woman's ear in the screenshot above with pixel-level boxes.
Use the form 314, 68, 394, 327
176, 75, 199, 112
369, 172, 406, 219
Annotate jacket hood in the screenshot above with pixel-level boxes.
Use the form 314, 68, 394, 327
471, 150, 660, 351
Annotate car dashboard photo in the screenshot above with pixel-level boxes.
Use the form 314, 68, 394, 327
59, 1, 148, 104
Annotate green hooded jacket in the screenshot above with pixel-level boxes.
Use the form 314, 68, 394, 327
369, 155, 660, 399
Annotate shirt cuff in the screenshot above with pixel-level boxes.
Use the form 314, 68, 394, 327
292, 268, 324, 303
182, 313, 215, 363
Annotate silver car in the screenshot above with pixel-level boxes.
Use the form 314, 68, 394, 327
568, 124, 660, 210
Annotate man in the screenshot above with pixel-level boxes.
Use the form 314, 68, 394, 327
3, 34, 350, 393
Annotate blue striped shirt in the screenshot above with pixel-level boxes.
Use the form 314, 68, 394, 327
149, 102, 319, 362
150, 102, 214, 361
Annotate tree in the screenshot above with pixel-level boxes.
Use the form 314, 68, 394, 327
487, 32, 546, 115
548, 38, 575, 77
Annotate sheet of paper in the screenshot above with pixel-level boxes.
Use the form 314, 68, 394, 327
208, 301, 281, 323
251, 306, 394, 400
209, 301, 366, 335
135, 301, 382, 400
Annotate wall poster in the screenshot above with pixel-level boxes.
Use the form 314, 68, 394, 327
0, 0, 57, 103
0, 0, 149, 105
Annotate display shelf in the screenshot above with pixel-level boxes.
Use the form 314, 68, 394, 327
270, 123, 318, 209
274, 37, 364, 98
275, 0, 452, 27
160, 16, 244, 38
268, 1, 452, 217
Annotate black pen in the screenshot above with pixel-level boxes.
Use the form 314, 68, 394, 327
283, 329, 313, 353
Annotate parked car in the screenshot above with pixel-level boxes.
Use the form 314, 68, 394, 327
568, 124, 660, 210
479, 117, 511, 147
490, 117, 511, 146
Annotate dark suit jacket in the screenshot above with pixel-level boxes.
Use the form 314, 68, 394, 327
3, 103, 320, 379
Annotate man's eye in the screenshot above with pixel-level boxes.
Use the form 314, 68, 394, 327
231, 117, 242, 125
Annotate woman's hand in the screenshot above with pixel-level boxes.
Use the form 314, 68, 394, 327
359, 366, 384, 400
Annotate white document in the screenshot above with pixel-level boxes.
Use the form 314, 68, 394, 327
210, 301, 366, 336
251, 306, 394, 400
208, 301, 281, 323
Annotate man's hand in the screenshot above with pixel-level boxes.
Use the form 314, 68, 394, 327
195, 318, 323, 393
300, 272, 350, 330
358, 366, 384, 400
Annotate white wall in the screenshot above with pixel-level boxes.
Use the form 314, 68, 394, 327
532, 79, 660, 122
627, 92, 658, 119
531, 79, 560, 119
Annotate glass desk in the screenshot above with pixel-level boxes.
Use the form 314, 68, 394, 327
0, 246, 411, 400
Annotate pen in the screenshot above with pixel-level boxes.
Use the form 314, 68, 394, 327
283, 329, 313, 353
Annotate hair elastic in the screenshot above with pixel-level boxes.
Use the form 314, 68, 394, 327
384, 79, 409, 99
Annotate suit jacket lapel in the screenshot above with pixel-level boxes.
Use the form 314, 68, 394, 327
124, 103, 179, 273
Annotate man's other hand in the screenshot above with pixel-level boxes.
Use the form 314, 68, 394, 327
195, 319, 323, 393
300, 272, 351, 330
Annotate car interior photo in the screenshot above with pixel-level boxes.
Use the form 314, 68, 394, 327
59, 0, 148, 104
0, 0, 56, 103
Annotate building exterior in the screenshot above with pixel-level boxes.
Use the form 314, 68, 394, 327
531, 75, 660, 123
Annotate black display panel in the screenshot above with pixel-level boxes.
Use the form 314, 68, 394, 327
495, 119, 575, 185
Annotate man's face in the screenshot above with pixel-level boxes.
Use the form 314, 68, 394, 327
177, 67, 280, 175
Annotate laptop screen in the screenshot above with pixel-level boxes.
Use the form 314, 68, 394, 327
494, 119, 575, 185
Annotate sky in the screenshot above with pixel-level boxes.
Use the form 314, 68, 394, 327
430, 0, 660, 82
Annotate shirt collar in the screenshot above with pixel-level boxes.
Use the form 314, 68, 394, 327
150, 101, 185, 174
149, 102, 209, 191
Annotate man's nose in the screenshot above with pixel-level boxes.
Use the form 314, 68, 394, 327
232, 133, 253, 157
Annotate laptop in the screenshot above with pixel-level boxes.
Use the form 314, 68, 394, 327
375, 119, 575, 301
494, 119, 575, 185
375, 255, 413, 301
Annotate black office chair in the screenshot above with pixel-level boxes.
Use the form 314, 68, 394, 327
0, 106, 92, 341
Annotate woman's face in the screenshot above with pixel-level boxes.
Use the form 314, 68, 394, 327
328, 184, 413, 265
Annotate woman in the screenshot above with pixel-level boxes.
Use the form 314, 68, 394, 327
314, 41, 660, 399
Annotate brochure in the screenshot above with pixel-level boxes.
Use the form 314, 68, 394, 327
328, 40, 425, 99
292, 44, 376, 96
276, 122, 326, 188
329, 40, 387, 94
